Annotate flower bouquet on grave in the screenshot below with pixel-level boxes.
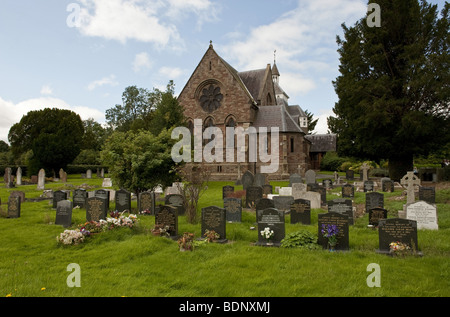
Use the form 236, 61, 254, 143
321, 224, 339, 251
389, 241, 411, 257
178, 232, 195, 251
260, 227, 274, 245
140, 209, 152, 215
204, 229, 220, 242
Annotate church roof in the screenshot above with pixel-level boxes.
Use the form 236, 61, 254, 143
252, 105, 305, 134
272, 62, 280, 76
238, 68, 267, 103
305, 134, 337, 152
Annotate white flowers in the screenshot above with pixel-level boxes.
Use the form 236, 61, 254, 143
260, 227, 274, 240
57, 229, 85, 245
101, 214, 138, 228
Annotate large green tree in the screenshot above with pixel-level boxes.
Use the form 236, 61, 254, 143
328, 0, 449, 180
8, 108, 84, 175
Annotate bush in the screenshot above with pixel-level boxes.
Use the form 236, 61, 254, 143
320, 152, 346, 171
281, 230, 321, 250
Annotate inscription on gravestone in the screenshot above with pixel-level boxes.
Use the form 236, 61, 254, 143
327, 199, 354, 225
223, 197, 242, 223
368, 207, 388, 227
115, 189, 131, 213
364, 181, 374, 192
222, 185, 234, 199
318, 212, 349, 251
378, 218, 419, 254
56, 200, 73, 228
246, 186, 262, 208
8, 196, 21, 218
155, 205, 178, 238
256, 208, 285, 246
406, 201, 438, 230
290, 199, 311, 225
201, 206, 227, 241
342, 184, 354, 198
382, 179, 394, 192
365, 192, 384, 213
95, 189, 110, 210
138, 191, 155, 215
73, 189, 87, 208
86, 197, 107, 222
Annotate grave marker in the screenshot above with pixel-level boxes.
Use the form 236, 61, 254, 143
365, 192, 384, 212
289, 173, 302, 187
242, 170, 254, 190
138, 191, 155, 215
256, 208, 285, 246
360, 163, 371, 181
290, 199, 311, 225
273, 196, 294, 212
246, 186, 263, 208
201, 206, 227, 242
115, 189, 131, 213
418, 187, 435, 204
86, 197, 107, 222
377, 218, 420, 255
327, 198, 354, 225
37, 169, 45, 190
53, 190, 68, 208
382, 179, 394, 192
346, 169, 354, 180
262, 184, 273, 196
222, 185, 234, 199
56, 200, 73, 228
165, 194, 185, 215
368, 207, 388, 227
95, 189, 110, 210
342, 184, 354, 198
254, 173, 266, 187
8, 195, 21, 218
255, 198, 275, 211
305, 170, 316, 184
73, 189, 87, 208
318, 212, 349, 251
363, 180, 374, 192
155, 205, 178, 238
223, 197, 242, 223
16, 167, 22, 186
406, 201, 438, 230
400, 171, 421, 204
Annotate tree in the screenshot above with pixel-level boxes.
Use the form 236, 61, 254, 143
8, 108, 84, 176
304, 110, 319, 134
100, 129, 181, 194
328, 0, 449, 180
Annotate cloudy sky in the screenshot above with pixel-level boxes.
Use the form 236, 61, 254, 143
0, 0, 444, 143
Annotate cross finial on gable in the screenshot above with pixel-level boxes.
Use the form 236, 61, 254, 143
209, 40, 213, 48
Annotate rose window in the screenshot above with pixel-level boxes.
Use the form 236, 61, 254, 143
199, 84, 223, 113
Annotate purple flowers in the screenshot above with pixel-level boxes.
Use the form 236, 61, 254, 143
321, 224, 339, 238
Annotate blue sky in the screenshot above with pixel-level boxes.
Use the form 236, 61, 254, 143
0, 0, 445, 143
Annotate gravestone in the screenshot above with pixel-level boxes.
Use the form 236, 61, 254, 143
246, 186, 263, 208
377, 218, 420, 254
311, 186, 326, 206
102, 178, 112, 188
37, 169, 45, 190
318, 212, 349, 251
327, 199, 354, 225
346, 170, 354, 180
363, 180, 374, 192
273, 196, 294, 212
278, 187, 292, 196
222, 185, 234, 199
16, 167, 22, 186
165, 194, 185, 215
256, 208, 285, 246
30, 175, 38, 184
95, 189, 110, 210
406, 201, 438, 230
242, 170, 254, 190
294, 191, 321, 209
56, 200, 73, 228
73, 189, 87, 208
4, 167, 13, 188
255, 198, 275, 211
418, 187, 435, 204
10, 191, 25, 205
138, 191, 155, 215
342, 184, 354, 198
201, 206, 227, 242
53, 190, 68, 208
382, 179, 394, 192
155, 205, 178, 238
322, 179, 333, 189
86, 169, 92, 179
86, 197, 108, 222
254, 173, 266, 188
289, 173, 302, 187
290, 199, 311, 225
365, 192, 384, 213
360, 163, 371, 182
305, 170, 316, 184
223, 197, 242, 223
400, 171, 421, 204
115, 189, 131, 213
292, 183, 307, 199
368, 207, 388, 227
7, 195, 21, 218
262, 184, 273, 195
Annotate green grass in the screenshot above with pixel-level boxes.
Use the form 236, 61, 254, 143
1, 176, 449, 297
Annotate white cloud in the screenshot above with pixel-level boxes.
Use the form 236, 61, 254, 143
87, 74, 118, 91
0, 96, 105, 143
158, 66, 185, 79
133, 52, 152, 73
312, 109, 335, 134
40, 85, 53, 95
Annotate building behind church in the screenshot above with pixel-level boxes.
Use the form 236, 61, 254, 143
177, 43, 313, 181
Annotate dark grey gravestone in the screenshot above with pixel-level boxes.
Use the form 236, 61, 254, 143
53, 190, 68, 208
73, 189, 87, 208
246, 186, 263, 208
223, 197, 242, 223
138, 191, 155, 215
365, 192, 384, 213
368, 207, 388, 227
307, 183, 319, 191
289, 173, 302, 187
95, 189, 110, 210
165, 194, 185, 215
418, 187, 435, 204
256, 208, 285, 246
346, 170, 354, 180
377, 218, 420, 255
311, 186, 326, 206
364, 180, 374, 192
255, 198, 275, 211
201, 206, 227, 242
10, 191, 25, 205
318, 212, 349, 251
290, 199, 311, 225
86, 197, 108, 222
222, 185, 234, 199
115, 189, 131, 212
155, 205, 178, 238
254, 173, 266, 188
262, 184, 273, 195
327, 198, 354, 225
381, 178, 394, 192
56, 200, 73, 228
8, 195, 21, 218
273, 196, 294, 212
242, 170, 254, 191
342, 184, 354, 198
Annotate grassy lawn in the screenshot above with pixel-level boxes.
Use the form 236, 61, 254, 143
0, 175, 449, 298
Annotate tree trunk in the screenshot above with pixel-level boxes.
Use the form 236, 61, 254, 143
388, 155, 413, 182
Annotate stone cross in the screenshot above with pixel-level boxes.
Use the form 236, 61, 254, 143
360, 163, 371, 182
400, 171, 421, 204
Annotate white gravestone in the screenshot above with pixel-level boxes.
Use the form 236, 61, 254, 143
406, 201, 438, 230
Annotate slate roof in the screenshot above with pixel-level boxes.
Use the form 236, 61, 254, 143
238, 68, 267, 103
305, 134, 337, 152
252, 105, 306, 134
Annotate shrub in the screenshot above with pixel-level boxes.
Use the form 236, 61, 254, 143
281, 230, 321, 250
320, 152, 346, 171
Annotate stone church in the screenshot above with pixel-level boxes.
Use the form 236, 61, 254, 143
177, 43, 311, 181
